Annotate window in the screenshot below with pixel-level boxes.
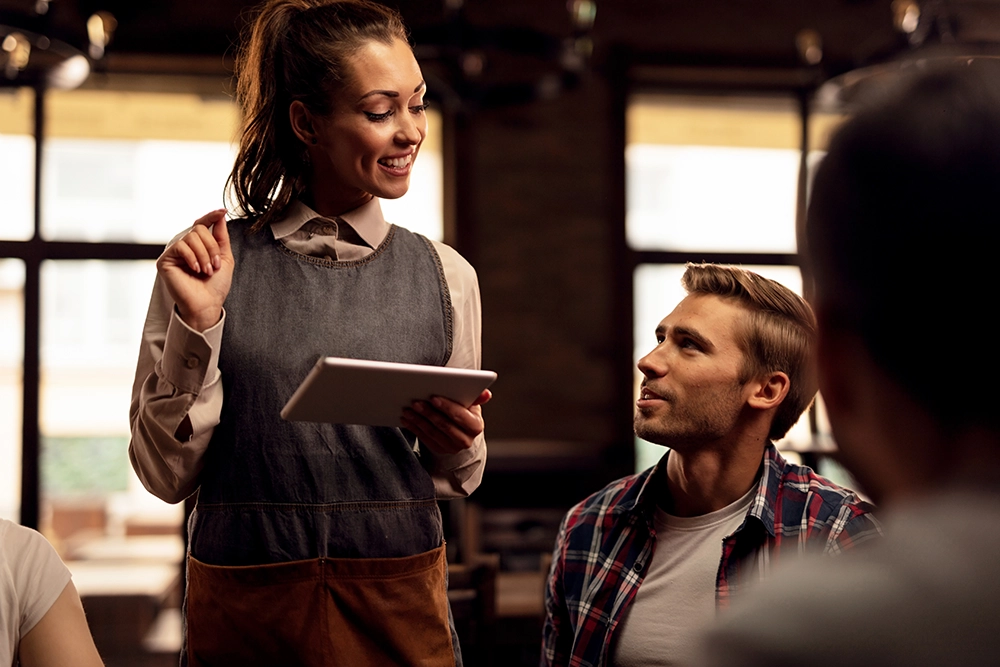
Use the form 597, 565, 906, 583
0, 260, 25, 521
0, 88, 34, 243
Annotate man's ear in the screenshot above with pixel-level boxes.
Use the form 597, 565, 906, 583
747, 371, 790, 411
289, 100, 317, 145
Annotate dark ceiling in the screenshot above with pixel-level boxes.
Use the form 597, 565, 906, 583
83, 0, 906, 75
5, 0, 1000, 95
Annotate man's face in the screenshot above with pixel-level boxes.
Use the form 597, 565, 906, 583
634, 293, 754, 451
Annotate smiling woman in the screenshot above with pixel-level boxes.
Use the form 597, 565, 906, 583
289, 37, 428, 210
126, 1, 488, 666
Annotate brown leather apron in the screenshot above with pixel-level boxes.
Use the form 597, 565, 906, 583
186, 543, 455, 667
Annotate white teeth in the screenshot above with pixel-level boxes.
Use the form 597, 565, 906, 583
380, 155, 412, 169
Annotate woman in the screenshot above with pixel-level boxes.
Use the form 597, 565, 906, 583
128, 1, 488, 665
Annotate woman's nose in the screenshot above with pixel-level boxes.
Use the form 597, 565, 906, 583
396, 112, 424, 145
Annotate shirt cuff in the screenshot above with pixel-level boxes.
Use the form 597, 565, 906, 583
159, 307, 225, 394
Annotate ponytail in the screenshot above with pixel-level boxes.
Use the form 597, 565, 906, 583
225, 0, 408, 232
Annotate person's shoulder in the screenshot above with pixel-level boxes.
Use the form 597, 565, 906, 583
775, 457, 874, 515
0, 519, 65, 568
561, 468, 652, 529
426, 238, 477, 276
1, 519, 50, 555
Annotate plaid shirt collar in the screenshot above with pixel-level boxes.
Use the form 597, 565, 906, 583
623, 442, 787, 536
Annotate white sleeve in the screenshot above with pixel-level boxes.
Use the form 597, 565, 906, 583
4, 522, 71, 640
425, 240, 487, 498
128, 270, 226, 504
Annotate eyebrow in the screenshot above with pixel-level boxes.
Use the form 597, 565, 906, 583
656, 323, 713, 350
358, 81, 426, 102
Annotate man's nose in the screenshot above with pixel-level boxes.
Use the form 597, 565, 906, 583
637, 348, 667, 378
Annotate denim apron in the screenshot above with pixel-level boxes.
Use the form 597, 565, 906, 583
184, 223, 461, 666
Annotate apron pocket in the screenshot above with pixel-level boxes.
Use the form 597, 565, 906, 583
186, 544, 455, 667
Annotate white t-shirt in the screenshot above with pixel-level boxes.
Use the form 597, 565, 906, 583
612, 484, 756, 667
0, 519, 72, 666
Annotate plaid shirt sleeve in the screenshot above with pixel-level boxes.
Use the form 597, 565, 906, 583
540, 470, 654, 667
541, 513, 574, 666
818, 493, 883, 554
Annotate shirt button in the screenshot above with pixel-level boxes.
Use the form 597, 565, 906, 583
633, 562, 643, 572
185, 355, 200, 369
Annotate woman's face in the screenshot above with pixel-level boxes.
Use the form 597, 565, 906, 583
308, 38, 427, 214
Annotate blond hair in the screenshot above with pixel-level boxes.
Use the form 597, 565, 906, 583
682, 263, 817, 440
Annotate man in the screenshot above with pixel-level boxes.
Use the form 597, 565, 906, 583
697, 62, 1000, 666
542, 263, 881, 667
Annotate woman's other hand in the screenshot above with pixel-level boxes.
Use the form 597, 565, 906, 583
156, 209, 233, 332
402, 389, 492, 456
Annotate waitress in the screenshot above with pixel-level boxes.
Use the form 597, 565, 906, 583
128, 1, 489, 665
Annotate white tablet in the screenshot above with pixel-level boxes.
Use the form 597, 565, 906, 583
280, 356, 497, 426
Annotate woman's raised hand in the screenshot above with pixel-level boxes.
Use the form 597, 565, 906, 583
155, 209, 233, 332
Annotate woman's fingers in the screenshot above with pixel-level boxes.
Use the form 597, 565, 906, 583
400, 394, 486, 456
154, 209, 233, 332
210, 211, 231, 269
180, 228, 216, 275
470, 389, 492, 408
193, 208, 227, 229
162, 211, 228, 276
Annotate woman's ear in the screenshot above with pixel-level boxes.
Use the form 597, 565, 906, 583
289, 100, 317, 145
747, 371, 790, 411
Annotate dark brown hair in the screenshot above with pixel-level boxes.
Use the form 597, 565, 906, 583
803, 60, 1000, 431
682, 263, 817, 440
226, 0, 408, 232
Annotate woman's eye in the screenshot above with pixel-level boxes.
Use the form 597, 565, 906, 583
364, 110, 393, 122
409, 102, 430, 114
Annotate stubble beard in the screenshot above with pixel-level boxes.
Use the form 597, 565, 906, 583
633, 383, 746, 451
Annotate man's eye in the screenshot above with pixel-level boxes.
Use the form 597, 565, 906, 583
364, 110, 393, 122
680, 338, 700, 350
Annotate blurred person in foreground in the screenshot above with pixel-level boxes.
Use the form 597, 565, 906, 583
542, 263, 882, 667
1, 518, 104, 666
697, 61, 1000, 666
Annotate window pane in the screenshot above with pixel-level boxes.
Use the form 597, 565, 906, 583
626, 94, 801, 253
0, 88, 35, 241
41, 138, 236, 243
39, 88, 445, 244
0, 260, 24, 521
41, 88, 240, 244
632, 263, 809, 472
39, 260, 183, 544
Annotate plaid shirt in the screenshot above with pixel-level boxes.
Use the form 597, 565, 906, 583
541, 444, 883, 667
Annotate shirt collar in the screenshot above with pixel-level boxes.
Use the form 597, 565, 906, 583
629, 442, 787, 537
270, 197, 390, 249
749, 442, 787, 537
